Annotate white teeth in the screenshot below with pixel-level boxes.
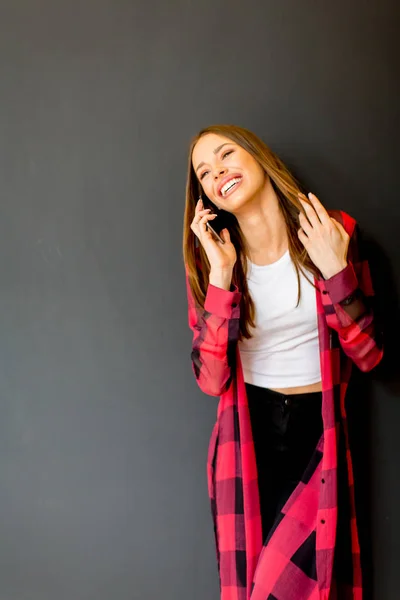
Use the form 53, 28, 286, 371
221, 177, 241, 196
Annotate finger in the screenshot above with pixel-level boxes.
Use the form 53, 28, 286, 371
198, 213, 217, 233
193, 208, 212, 221
330, 217, 345, 232
192, 210, 212, 228
191, 214, 217, 239
298, 196, 320, 228
195, 197, 214, 214
299, 211, 312, 235
195, 200, 207, 215
307, 193, 330, 225
216, 228, 230, 246
220, 228, 231, 243
191, 210, 212, 229
297, 227, 309, 246
195, 197, 203, 214
332, 219, 351, 244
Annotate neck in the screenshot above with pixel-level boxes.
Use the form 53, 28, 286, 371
235, 180, 288, 266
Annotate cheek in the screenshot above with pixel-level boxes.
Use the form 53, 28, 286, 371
245, 162, 265, 188
201, 181, 213, 198
242, 155, 263, 177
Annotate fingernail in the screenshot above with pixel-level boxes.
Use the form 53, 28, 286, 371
308, 192, 313, 199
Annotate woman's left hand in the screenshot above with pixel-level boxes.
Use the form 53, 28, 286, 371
298, 193, 350, 280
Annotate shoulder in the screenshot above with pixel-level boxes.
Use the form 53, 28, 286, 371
326, 208, 357, 238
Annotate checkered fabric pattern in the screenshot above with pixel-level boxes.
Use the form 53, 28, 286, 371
186, 210, 383, 600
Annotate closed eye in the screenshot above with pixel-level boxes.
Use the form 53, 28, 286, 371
199, 149, 234, 180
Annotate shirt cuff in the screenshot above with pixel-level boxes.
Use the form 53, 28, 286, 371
322, 262, 359, 305
204, 284, 242, 319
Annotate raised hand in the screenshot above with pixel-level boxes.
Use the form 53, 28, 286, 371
190, 197, 237, 272
297, 193, 350, 279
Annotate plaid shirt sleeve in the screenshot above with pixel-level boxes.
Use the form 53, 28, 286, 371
186, 269, 242, 396
316, 220, 383, 372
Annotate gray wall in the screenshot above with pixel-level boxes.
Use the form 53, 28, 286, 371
0, 1, 398, 598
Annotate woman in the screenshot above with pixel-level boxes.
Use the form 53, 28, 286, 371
183, 124, 383, 600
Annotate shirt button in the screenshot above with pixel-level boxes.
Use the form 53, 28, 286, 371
284, 398, 290, 406
321, 478, 325, 484
321, 519, 326, 524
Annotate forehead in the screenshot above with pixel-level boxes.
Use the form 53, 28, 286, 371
191, 133, 234, 166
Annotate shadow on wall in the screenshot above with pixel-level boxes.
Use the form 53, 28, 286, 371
346, 230, 400, 600
366, 233, 400, 394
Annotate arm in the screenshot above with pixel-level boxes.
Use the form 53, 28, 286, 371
186, 269, 242, 396
316, 224, 383, 372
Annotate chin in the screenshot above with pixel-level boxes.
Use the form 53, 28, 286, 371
224, 193, 252, 214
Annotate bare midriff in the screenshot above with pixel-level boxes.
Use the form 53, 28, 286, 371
269, 381, 322, 395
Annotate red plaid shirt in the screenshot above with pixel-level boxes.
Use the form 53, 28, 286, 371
186, 210, 383, 600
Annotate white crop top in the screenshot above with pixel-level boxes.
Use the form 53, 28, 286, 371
238, 249, 321, 388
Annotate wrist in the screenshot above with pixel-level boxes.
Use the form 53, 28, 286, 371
209, 267, 233, 291
322, 261, 348, 280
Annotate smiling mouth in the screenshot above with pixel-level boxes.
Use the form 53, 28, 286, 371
220, 177, 242, 198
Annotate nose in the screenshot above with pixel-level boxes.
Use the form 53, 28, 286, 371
213, 166, 227, 179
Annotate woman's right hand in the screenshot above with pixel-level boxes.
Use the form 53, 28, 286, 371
190, 198, 237, 291
190, 198, 237, 269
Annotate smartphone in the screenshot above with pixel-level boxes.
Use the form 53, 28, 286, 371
200, 193, 227, 244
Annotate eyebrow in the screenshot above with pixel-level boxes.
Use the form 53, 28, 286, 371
195, 143, 233, 173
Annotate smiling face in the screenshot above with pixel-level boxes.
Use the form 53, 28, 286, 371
191, 133, 268, 213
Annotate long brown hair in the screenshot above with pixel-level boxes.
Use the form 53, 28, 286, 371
183, 124, 322, 340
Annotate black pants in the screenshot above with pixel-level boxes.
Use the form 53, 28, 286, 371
246, 383, 323, 542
